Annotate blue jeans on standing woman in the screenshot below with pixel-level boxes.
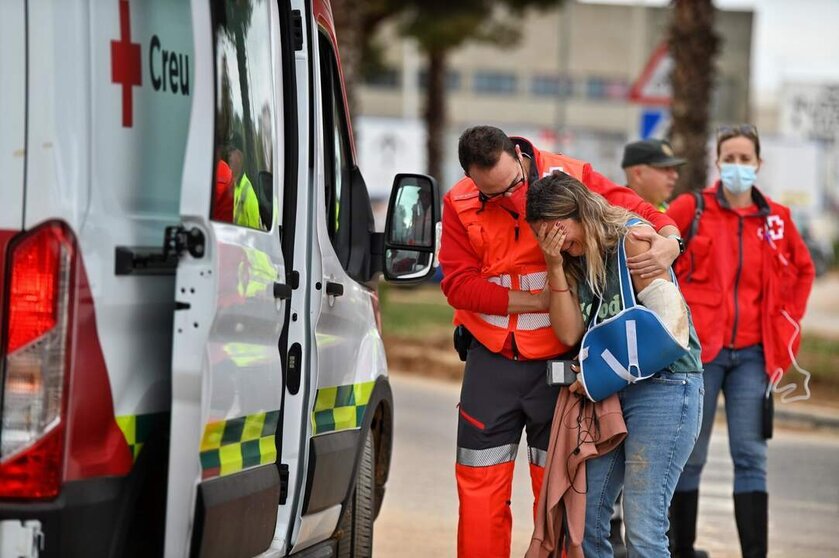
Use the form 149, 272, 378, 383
583, 370, 703, 558
677, 345, 769, 494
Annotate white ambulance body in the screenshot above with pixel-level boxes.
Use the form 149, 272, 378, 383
0, 1, 438, 557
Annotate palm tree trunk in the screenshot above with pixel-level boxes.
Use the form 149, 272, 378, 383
425, 48, 447, 182
235, 30, 256, 170
668, 0, 720, 195
332, 0, 363, 121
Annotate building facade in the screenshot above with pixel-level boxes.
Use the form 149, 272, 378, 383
354, 1, 753, 190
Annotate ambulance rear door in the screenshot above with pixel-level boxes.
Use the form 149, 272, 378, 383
165, 1, 290, 556
0, 0, 25, 236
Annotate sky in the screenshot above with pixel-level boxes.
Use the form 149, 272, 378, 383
583, 0, 839, 103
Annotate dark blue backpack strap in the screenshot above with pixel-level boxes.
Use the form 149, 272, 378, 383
617, 218, 647, 307
686, 191, 704, 243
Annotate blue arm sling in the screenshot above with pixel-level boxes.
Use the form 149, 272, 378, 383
577, 220, 689, 402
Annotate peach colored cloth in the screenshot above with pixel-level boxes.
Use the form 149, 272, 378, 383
526, 390, 627, 558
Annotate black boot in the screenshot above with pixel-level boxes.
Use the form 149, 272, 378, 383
734, 491, 768, 558
609, 516, 627, 558
669, 490, 709, 558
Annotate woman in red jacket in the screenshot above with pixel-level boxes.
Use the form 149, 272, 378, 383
666, 124, 815, 558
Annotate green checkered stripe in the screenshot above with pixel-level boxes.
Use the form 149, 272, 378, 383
199, 410, 280, 480
116, 413, 159, 462
312, 381, 375, 435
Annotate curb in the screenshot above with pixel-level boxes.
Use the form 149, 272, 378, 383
774, 406, 839, 433
392, 367, 839, 434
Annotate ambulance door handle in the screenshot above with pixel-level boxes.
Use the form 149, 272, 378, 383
273, 282, 293, 301
325, 281, 344, 297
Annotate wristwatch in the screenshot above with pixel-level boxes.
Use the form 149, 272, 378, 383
667, 234, 687, 255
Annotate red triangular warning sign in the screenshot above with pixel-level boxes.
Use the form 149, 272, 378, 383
628, 42, 673, 106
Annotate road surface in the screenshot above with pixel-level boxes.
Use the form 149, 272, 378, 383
374, 374, 839, 557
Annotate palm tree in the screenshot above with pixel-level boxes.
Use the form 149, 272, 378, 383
668, 0, 720, 195
217, 1, 256, 175
402, 0, 562, 182
334, 0, 561, 182
332, 0, 403, 121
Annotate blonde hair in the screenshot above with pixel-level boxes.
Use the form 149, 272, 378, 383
526, 172, 640, 297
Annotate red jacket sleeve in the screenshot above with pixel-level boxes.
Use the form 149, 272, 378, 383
782, 209, 816, 321
438, 194, 509, 315
582, 167, 676, 231
665, 192, 699, 236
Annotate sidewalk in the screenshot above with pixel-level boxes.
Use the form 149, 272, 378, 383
773, 398, 839, 433
781, 271, 839, 433
802, 271, 839, 340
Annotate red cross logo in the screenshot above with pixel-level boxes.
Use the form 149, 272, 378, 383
766, 215, 785, 240
759, 215, 785, 242
110, 0, 142, 127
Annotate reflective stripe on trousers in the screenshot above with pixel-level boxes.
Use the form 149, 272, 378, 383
456, 444, 547, 468
528, 446, 547, 468
457, 443, 518, 467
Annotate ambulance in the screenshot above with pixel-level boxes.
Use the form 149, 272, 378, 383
0, 1, 439, 556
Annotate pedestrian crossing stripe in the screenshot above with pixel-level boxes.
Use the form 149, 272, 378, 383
199, 410, 280, 480
116, 413, 160, 462
312, 380, 375, 435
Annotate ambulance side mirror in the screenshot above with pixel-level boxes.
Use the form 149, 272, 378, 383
382, 174, 440, 283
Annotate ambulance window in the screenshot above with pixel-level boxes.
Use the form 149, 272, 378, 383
319, 31, 352, 266
210, 0, 275, 231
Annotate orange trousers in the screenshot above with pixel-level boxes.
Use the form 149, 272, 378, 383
456, 462, 546, 557
455, 341, 562, 557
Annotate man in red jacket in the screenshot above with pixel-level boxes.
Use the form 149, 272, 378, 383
440, 126, 684, 557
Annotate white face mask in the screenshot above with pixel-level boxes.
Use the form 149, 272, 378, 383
720, 163, 757, 194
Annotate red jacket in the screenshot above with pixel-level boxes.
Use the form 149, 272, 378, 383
439, 138, 676, 358
212, 160, 234, 222
668, 183, 815, 378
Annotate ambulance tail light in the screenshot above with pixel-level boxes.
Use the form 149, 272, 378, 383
0, 222, 74, 499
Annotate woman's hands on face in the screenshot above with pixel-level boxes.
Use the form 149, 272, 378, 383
536, 221, 567, 267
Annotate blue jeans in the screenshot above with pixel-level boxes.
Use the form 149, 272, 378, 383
677, 345, 769, 494
583, 371, 703, 558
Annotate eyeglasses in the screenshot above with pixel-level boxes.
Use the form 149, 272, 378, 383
716, 124, 759, 142
479, 159, 526, 201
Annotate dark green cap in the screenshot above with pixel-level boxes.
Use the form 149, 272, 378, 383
621, 139, 686, 168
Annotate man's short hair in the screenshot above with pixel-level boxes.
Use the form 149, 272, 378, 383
458, 126, 516, 173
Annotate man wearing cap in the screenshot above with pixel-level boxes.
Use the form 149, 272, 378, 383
227, 132, 264, 230
622, 139, 686, 211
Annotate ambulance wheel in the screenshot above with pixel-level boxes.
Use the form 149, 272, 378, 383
337, 430, 375, 558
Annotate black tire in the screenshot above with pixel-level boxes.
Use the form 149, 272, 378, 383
337, 430, 375, 558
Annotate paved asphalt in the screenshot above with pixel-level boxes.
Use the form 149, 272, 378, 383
374, 373, 839, 558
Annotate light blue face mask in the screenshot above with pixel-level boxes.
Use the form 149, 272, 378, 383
720, 163, 757, 194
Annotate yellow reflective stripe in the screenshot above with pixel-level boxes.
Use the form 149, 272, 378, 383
116, 416, 135, 445
354, 381, 374, 406
115, 413, 161, 463
332, 406, 356, 431
312, 380, 376, 435
314, 386, 338, 412
242, 412, 266, 442
199, 410, 281, 480
200, 421, 225, 452
219, 444, 243, 476
259, 436, 277, 465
